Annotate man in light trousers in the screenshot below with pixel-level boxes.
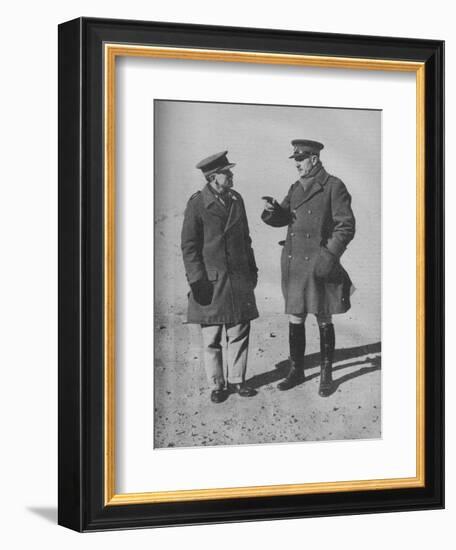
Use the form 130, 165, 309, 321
181, 151, 259, 403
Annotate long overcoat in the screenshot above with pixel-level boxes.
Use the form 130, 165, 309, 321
181, 184, 259, 324
262, 164, 355, 315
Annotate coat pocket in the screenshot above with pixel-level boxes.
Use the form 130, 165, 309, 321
314, 247, 337, 280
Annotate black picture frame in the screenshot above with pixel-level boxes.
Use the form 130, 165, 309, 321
58, 17, 444, 532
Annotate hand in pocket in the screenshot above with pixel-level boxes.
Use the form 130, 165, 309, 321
190, 279, 213, 306
314, 247, 337, 280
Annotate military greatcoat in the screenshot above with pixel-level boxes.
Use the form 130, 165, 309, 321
262, 164, 355, 315
181, 184, 259, 325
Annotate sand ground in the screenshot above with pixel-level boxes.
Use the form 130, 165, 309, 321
154, 311, 381, 449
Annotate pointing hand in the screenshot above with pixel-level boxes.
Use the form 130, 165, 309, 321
261, 196, 277, 212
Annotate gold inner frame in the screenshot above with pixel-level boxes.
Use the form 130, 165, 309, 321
104, 44, 426, 506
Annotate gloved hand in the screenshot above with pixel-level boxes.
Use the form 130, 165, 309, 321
261, 196, 278, 212
190, 279, 213, 306
251, 271, 258, 289
314, 247, 337, 279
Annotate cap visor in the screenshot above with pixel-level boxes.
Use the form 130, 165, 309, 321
216, 162, 236, 171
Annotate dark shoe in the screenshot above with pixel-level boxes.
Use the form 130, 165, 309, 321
230, 383, 257, 397
210, 388, 228, 403
318, 323, 335, 397
277, 362, 303, 391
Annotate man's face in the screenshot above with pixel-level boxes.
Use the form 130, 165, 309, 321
213, 169, 234, 192
295, 154, 318, 177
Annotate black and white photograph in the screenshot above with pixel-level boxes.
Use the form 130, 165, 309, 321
1, 0, 447, 544
153, 99, 381, 449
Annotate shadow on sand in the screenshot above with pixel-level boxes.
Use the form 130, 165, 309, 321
247, 342, 381, 395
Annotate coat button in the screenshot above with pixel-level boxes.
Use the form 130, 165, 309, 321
292, 209, 296, 214
304, 256, 310, 261
288, 255, 292, 259
306, 233, 311, 238
290, 232, 295, 237
308, 209, 312, 214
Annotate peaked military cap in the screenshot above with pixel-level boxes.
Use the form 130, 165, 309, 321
196, 151, 236, 176
289, 139, 324, 159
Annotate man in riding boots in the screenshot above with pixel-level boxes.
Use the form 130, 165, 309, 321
261, 139, 355, 397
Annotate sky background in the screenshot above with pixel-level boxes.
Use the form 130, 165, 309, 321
154, 99, 381, 341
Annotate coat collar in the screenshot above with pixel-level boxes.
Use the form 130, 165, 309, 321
202, 184, 227, 218
201, 184, 242, 232
292, 165, 330, 209
202, 183, 219, 208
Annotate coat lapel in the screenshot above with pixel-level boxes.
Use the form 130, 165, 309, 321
202, 184, 228, 220
223, 193, 242, 233
292, 167, 330, 210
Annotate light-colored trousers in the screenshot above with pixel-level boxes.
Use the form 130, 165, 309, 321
200, 322, 250, 389
289, 313, 333, 326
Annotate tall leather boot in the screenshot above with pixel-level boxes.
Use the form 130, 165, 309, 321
277, 323, 305, 391
319, 323, 335, 397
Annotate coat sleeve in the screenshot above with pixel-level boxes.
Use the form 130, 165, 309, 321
261, 185, 293, 227
181, 198, 206, 284
326, 179, 356, 258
